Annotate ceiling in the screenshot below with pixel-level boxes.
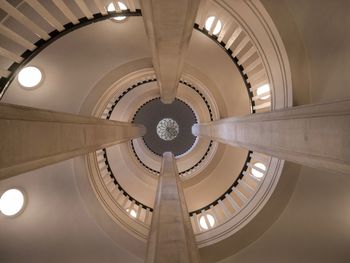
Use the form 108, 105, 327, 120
1, 0, 350, 262
0, 5, 249, 262
133, 98, 197, 156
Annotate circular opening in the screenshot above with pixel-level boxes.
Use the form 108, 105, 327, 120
17, 66, 42, 88
156, 118, 179, 141
126, 208, 137, 218
205, 16, 222, 35
107, 2, 128, 21
256, 84, 271, 100
133, 98, 197, 156
199, 214, 215, 230
0, 188, 25, 217
251, 162, 266, 179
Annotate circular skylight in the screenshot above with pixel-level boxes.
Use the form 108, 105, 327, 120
205, 16, 222, 35
199, 214, 215, 230
18, 66, 42, 88
257, 84, 271, 100
107, 2, 128, 21
156, 118, 179, 141
0, 188, 25, 217
251, 162, 266, 179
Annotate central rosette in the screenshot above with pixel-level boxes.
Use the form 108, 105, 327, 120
156, 118, 179, 141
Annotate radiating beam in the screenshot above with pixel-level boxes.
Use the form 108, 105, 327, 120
146, 152, 200, 263
140, 0, 200, 104
0, 103, 145, 179
193, 98, 350, 174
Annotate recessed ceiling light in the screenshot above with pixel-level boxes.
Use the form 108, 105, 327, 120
205, 16, 222, 35
199, 214, 215, 230
126, 208, 137, 218
17, 66, 42, 89
257, 84, 271, 100
107, 2, 128, 21
0, 188, 25, 217
251, 162, 266, 179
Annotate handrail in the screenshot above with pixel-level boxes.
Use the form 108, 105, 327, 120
0, 8, 142, 99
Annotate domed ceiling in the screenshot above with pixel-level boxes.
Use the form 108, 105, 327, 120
133, 98, 197, 156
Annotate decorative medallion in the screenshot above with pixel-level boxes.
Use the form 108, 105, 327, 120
156, 118, 179, 141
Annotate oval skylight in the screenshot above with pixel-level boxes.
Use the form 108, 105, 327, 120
0, 188, 25, 217
251, 162, 266, 179
18, 66, 42, 88
205, 16, 222, 35
107, 2, 128, 21
256, 84, 271, 100
199, 214, 215, 230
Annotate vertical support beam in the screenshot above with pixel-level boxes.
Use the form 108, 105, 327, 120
192, 98, 350, 174
0, 103, 146, 179
140, 0, 200, 104
146, 152, 200, 263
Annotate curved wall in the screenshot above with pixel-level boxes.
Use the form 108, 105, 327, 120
216, 0, 350, 262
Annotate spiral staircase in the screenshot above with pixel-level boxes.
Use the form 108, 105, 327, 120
0, 0, 292, 260
5, 0, 348, 262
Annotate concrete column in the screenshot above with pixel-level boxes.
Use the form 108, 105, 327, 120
0, 103, 145, 179
146, 152, 200, 263
140, 0, 200, 104
193, 98, 350, 174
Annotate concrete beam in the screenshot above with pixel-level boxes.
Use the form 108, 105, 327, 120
146, 152, 200, 263
0, 103, 145, 179
140, 0, 200, 104
193, 98, 350, 174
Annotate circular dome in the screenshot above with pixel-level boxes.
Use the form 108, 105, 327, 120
133, 98, 197, 156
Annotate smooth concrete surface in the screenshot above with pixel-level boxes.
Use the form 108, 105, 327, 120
217, 165, 350, 263
199, 161, 301, 262
260, 0, 311, 106
283, 0, 350, 103
146, 152, 200, 263
0, 103, 145, 179
140, 0, 200, 103
193, 98, 350, 175
0, 160, 142, 263
73, 154, 148, 259
261, 0, 350, 106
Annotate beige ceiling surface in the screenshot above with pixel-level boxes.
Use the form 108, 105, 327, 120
0, 160, 143, 263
